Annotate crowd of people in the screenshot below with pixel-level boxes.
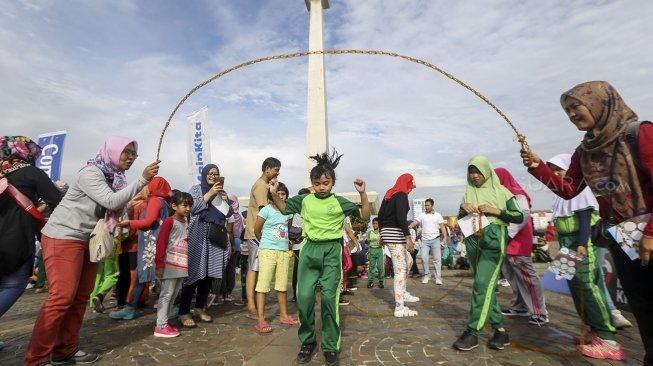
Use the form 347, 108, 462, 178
0, 80, 651, 365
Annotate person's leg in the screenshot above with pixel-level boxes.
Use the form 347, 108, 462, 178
116, 252, 131, 306
255, 249, 275, 327
195, 276, 213, 311
224, 252, 237, 298
318, 242, 342, 353
610, 245, 653, 364
35, 250, 47, 289
246, 240, 260, 315
0, 258, 32, 316
178, 281, 198, 316
367, 248, 378, 285
156, 279, 176, 328
420, 239, 433, 278
388, 244, 407, 311
274, 250, 291, 320
240, 254, 249, 301
25, 237, 98, 365
433, 238, 442, 281
292, 249, 300, 300
376, 248, 385, 285
297, 242, 322, 346
513, 256, 547, 316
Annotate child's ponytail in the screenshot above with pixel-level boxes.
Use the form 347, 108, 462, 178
309, 148, 343, 183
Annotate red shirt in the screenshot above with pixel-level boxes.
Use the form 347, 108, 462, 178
529, 122, 653, 236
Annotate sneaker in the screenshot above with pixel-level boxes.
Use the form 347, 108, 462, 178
577, 338, 627, 360
378, 284, 384, 289
341, 290, 354, 296
296, 343, 317, 364
487, 329, 511, 350
453, 329, 478, 351
403, 293, 420, 303
109, 306, 135, 320
51, 349, 99, 364
234, 299, 247, 306
421, 276, 430, 284
224, 294, 235, 302
528, 314, 549, 326
108, 290, 117, 299
611, 310, 633, 329
349, 287, 358, 291
324, 351, 339, 366
91, 296, 104, 313
154, 323, 181, 338
498, 279, 510, 287
339, 298, 349, 306
435, 278, 443, 285
501, 308, 530, 316
394, 306, 418, 317
367, 282, 374, 288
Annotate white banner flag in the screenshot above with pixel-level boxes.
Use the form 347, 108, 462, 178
187, 107, 211, 185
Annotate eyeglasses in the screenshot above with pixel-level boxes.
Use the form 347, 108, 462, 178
207, 173, 220, 177
122, 150, 138, 158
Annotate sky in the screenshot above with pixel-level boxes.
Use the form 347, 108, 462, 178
2, 0, 653, 215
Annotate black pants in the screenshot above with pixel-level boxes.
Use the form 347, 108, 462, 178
220, 252, 237, 296
611, 245, 653, 365
179, 276, 213, 315
116, 252, 137, 306
292, 250, 300, 300
240, 253, 248, 300
409, 250, 420, 275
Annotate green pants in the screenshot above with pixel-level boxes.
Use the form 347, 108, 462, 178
35, 250, 47, 288
558, 233, 616, 340
297, 240, 343, 352
90, 247, 119, 299
464, 224, 506, 331
367, 246, 385, 284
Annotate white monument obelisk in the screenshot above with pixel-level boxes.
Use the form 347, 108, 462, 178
304, 0, 330, 186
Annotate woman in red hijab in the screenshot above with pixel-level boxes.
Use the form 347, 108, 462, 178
377, 173, 420, 317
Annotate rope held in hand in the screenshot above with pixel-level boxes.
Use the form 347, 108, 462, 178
156, 49, 530, 159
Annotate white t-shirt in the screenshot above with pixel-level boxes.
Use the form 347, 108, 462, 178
414, 211, 444, 240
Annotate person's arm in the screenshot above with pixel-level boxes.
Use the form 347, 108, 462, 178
574, 208, 592, 257
344, 222, 360, 250
439, 223, 449, 242
507, 195, 529, 238
355, 179, 371, 221
526, 151, 586, 200
638, 123, 653, 264
408, 217, 420, 230
155, 218, 173, 274
77, 166, 148, 211
254, 216, 265, 241
395, 194, 411, 237
496, 197, 524, 224
227, 221, 235, 255
33, 167, 63, 210
123, 198, 163, 230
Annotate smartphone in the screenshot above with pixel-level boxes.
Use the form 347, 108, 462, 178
215, 176, 225, 186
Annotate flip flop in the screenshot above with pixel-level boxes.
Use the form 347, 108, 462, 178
192, 309, 213, 323
179, 315, 197, 328
279, 316, 298, 326
255, 321, 273, 334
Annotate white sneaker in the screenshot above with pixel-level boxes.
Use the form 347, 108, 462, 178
421, 276, 430, 284
498, 279, 510, 287
611, 310, 633, 329
394, 306, 418, 317
404, 293, 420, 303
435, 278, 443, 285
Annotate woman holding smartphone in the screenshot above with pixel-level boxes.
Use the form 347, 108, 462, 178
178, 164, 232, 327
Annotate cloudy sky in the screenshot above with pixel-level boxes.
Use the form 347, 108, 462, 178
2, 0, 652, 215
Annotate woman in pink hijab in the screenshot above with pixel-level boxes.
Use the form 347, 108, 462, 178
25, 137, 160, 366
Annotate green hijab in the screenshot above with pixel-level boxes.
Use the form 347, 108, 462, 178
462, 155, 514, 223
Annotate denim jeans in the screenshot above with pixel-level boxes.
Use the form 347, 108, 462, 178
0, 258, 32, 316
421, 238, 442, 280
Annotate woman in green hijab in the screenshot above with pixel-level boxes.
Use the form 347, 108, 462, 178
453, 156, 523, 352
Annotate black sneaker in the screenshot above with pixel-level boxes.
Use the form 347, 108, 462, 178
528, 314, 549, 326
341, 290, 354, 296
367, 282, 374, 288
378, 283, 384, 289
324, 351, 339, 366
296, 343, 317, 364
339, 298, 349, 306
51, 349, 99, 364
487, 329, 511, 350
453, 329, 478, 351
501, 308, 530, 316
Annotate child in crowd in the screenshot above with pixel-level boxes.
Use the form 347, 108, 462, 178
453, 156, 523, 352
366, 218, 384, 288
270, 150, 370, 366
153, 191, 193, 337
253, 182, 297, 333
546, 154, 624, 358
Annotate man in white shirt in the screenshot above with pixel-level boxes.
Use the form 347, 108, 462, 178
409, 198, 448, 285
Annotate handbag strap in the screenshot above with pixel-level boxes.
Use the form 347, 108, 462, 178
1, 177, 47, 224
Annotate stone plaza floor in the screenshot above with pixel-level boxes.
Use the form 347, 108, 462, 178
0, 262, 645, 365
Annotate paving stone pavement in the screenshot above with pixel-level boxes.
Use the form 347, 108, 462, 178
0, 263, 645, 366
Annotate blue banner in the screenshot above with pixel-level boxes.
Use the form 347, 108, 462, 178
36, 130, 67, 181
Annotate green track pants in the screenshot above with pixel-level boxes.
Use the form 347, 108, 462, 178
297, 240, 343, 352
367, 246, 385, 285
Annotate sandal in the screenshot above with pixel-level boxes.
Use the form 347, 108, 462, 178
192, 308, 213, 323
279, 316, 298, 326
255, 321, 273, 334
179, 314, 197, 328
